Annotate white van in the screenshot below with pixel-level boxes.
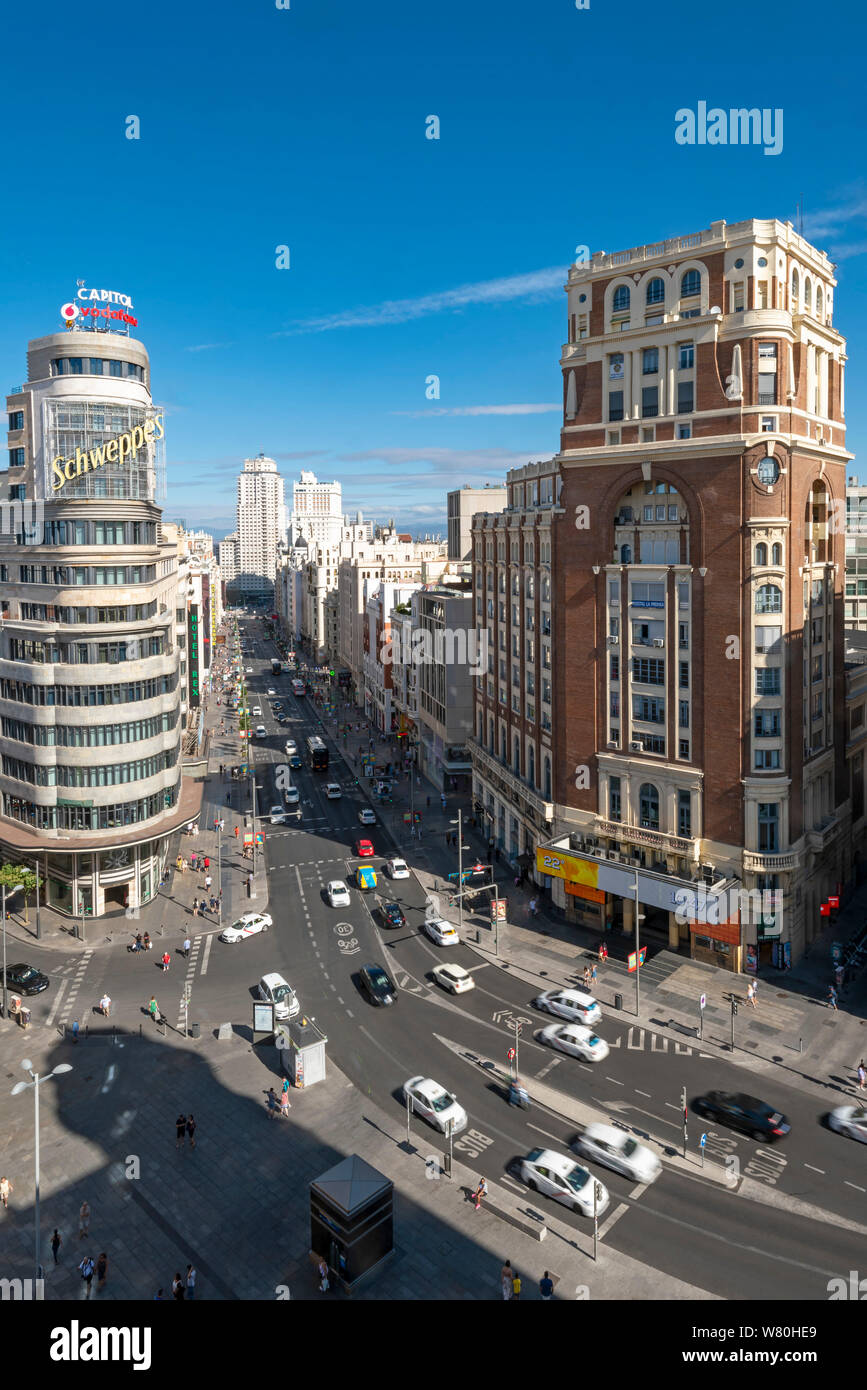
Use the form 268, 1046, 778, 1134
257, 972, 299, 1020
325, 783, 342, 799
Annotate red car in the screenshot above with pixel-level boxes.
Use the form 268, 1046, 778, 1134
355, 839, 375, 858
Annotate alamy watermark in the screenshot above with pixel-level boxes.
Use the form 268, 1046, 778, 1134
673, 886, 783, 930
380, 627, 488, 675
0, 499, 44, 545
675, 103, 783, 157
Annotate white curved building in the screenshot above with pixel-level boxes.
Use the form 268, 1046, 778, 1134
1, 320, 200, 918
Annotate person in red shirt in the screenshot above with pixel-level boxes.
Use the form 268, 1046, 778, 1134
162, 951, 171, 972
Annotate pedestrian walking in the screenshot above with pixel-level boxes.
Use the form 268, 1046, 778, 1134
511, 1272, 522, 1300
191, 852, 198, 872
473, 1176, 488, 1211
747, 980, 757, 1009
539, 1270, 554, 1300
192, 899, 199, 918
96, 1252, 108, 1291
99, 993, 111, 1017
185, 1264, 196, 1299
280, 1089, 291, 1118
598, 942, 608, 964
591, 964, 598, 987
78, 1200, 91, 1238
172, 1273, 185, 1300
148, 996, 160, 1024
266, 1087, 279, 1119
858, 1060, 866, 1091
78, 1255, 95, 1297
183, 937, 191, 958
317, 1257, 330, 1292
828, 985, 838, 1010
500, 1259, 513, 1301
162, 951, 171, 973
219, 818, 225, 833
51, 1229, 62, 1263
176, 1113, 187, 1150
71, 1019, 80, 1043
583, 965, 592, 989
0, 1176, 12, 1209
204, 857, 210, 872
529, 898, 539, 919
186, 1114, 197, 1149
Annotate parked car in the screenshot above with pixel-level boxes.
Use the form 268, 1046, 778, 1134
358, 962, 397, 1006
692, 1091, 790, 1143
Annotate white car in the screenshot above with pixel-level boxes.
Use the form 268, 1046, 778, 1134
828, 1105, 867, 1143
402, 1076, 467, 1134
255, 725, 267, 739
257, 972, 300, 1020
358, 808, 377, 825
284, 740, 297, 755
534, 988, 602, 1026
432, 963, 475, 994
539, 1022, 609, 1063
269, 805, 287, 824
518, 1147, 610, 1218
325, 783, 342, 799
267, 688, 276, 695
245, 666, 253, 672
253, 706, 262, 716
423, 918, 459, 947
283, 786, 300, 806
385, 858, 410, 879
326, 880, 351, 908
219, 912, 272, 943
572, 1123, 662, 1183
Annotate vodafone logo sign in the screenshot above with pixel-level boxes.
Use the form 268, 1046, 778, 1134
60, 302, 79, 320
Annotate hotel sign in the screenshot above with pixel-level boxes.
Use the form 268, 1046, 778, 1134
51, 416, 164, 493
188, 609, 200, 708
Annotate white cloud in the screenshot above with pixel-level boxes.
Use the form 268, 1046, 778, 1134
275, 266, 565, 335
184, 342, 234, 353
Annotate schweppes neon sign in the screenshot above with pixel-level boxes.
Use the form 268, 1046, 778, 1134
51, 415, 164, 493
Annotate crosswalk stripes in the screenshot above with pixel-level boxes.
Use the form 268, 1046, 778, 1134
176, 935, 204, 1027
57, 949, 94, 1029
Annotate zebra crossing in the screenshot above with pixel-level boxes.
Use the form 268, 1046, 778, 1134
176, 935, 204, 1030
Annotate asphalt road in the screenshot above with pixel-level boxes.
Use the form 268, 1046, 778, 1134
11, 617, 867, 1299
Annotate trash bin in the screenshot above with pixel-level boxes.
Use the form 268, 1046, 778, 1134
614, 992, 623, 1011
189, 1022, 201, 1039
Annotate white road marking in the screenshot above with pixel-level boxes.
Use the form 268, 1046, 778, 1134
45, 978, 68, 1028
804, 1164, 825, 1174
598, 1201, 630, 1238
606, 1075, 625, 1085
635, 1089, 652, 1098
527, 1122, 565, 1144
845, 1181, 866, 1192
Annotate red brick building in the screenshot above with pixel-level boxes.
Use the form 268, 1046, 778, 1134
473, 218, 851, 969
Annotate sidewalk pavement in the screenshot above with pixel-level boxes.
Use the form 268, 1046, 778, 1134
0, 1015, 716, 1300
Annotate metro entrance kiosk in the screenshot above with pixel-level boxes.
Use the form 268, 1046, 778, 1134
310, 1154, 394, 1292
277, 1015, 327, 1088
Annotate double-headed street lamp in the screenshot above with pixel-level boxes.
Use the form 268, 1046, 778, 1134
12, 1059, 72, 1281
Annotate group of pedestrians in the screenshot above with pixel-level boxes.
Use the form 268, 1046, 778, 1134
175, 1113, 198, 1151
499, 1259, 555, 1300
154, 1265, 196, 1300
266, 1080, 292, 1119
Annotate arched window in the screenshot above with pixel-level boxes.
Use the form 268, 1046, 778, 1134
755, 583, 782, 614
513, 735, 521, 775
646, 277, 665, 305
791, 268, 799, 307
544, 756, 552, 800
639, 783, 660, 830
803, 277, 812, 313
755, 542, 768, 566
816, 285, 824, 319
620, 544, 632, 564
613, 285, 630, 313
681, 269, 701, 299
541, 576, 551, 601
527, 575, 535, 600
528, 745, 536, 787
771, 542, 782, 566
511, 573, 519, 595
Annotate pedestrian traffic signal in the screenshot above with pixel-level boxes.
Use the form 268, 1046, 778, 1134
731, 999, 738, 1016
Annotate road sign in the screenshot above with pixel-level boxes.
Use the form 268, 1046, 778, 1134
507, 1047, 516, 1061
828, 895, 840, 909
700, 994, 706, 1010
490, 899, 506, 923
700, 1133, 707, 1148
627, 946, 647, 973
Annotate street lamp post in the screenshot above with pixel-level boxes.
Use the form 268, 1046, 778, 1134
2, 882, 25, 1019
34, 859, 41, 942
451, 810, 464, 937
11, 1059, 72, 1282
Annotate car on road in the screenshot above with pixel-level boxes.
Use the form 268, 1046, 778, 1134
289, 753, 302, 769
326, 880, 351, 908
517, 1148, 610, 1218
571, 1123, 662, 1184
276, 714, 287, 724
402, 1076, 467, 1134
378, 901, 406, 930
219, 912, 272, 944
267, 688, 276, 695
325, 782, 342, 799
358, 963, 398, 1007
692, 1091, 790, 1143
282, 786, 300, 806
284, 740, 297, 755
538, 1022, 609, 1063
245, 666, 252, 672
253, 706, 262, 716
254, 724, 267, 739
257, 972, 300, 1020
358, 808, 377, 825
269, 805, 288, 824
1, 963, 49, 995
385, 857, 410, 879
355, 838, 375, 858
355, 865, 377, 891
423, 918, 459, 947
432, 963, 475, 994
533, 988, 601, 1026
828, 1106, 867, 1143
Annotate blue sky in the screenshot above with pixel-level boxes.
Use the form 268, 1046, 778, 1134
3, 0, 866, 537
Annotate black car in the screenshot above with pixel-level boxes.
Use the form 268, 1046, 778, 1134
358, 963, 397, 1006
3, 963, 50, 996
381, 902, 407, 930
693, 1091, 790, 1143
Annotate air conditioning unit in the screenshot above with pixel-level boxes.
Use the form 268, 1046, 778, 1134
607, 850, 618, 860
630, 740, 643, 752
607, 739, 618, 748
652, 638, 665, 648
606, 635, 619, 646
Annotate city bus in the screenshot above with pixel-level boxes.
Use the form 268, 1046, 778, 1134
305, 735, 329, 773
